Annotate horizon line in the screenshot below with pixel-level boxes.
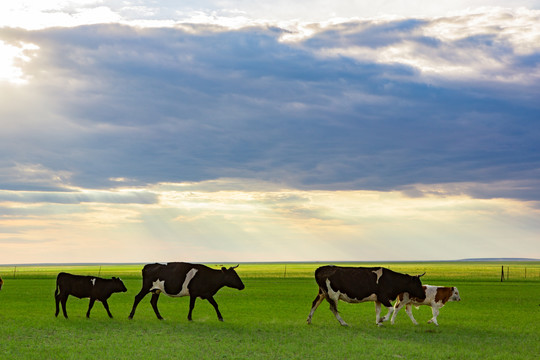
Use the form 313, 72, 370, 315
1, 257, 539, 267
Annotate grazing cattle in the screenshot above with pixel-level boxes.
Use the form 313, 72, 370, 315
391, 285, 461, 326
54, 272, 127, 318
0, 276, 3, 290
307, 265, 426, 326
128, 262, 245, 321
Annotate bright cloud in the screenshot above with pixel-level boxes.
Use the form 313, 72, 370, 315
1, 179, 539, 263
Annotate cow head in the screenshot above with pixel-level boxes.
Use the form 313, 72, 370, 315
112, 277, 128, 293
450, 287, 461, 302
221, 265, 245, 290
407, 273, 426, 300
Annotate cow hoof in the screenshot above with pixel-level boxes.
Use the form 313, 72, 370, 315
218, 318, 224, 322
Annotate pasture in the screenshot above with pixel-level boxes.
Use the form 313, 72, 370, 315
0, 262, 539, 359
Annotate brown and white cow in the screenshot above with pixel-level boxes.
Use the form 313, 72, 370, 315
391, 285, 461, 326
307, 265, 426, 326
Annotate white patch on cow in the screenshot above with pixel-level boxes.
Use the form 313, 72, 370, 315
151, 279, 165, 294
91, 278, 96, 286
150, 268, 199, 297
372, 268, 383, 284
325, 279, 377, 303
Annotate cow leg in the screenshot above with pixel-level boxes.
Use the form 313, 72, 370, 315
306, 290, 325, 324
207, 296, 223, 321
60, 295, 69, 319
102, 299, 114, 318
188, 295, 197, 321
381, 305, 394, 324
86, 298, 96, 318
391, 299, 405, 325
326, 295, 348, 326
375, 302, 382, 325
428, 306, 440, 326
55, 291, 61, 317
150, 292, 164, 320
128, 288, 150, 319
405, 304, 418, 325
375, 299, 394, 325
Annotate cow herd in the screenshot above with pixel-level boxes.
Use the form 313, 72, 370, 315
1, 263, 461, 326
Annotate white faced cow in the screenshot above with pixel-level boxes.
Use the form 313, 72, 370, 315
391, 285, 461, 326
307, 265, 426, 326
54, 272, 127, 318
128, 262, 245, 321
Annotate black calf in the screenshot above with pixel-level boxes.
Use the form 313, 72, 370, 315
54, 272, 127, 318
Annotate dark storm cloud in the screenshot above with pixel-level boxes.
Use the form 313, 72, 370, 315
1, 17, 539, 199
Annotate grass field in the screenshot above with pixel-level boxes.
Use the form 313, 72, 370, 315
1, 262, 539, 359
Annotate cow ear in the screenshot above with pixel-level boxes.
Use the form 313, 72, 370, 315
221, 267, 227, 272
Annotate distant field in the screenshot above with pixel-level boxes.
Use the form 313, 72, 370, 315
2, 261, 540, 281
0, 262, 539, 359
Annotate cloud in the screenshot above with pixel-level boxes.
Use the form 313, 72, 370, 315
1, 178, 538, 262
1, 12, 539, 203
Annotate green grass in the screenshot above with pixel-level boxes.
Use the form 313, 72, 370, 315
0, 263, 539, 359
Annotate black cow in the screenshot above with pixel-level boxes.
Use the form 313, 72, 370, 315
306, 265, 425, 326
128, 262, 245, 321
54, 272, 127, 318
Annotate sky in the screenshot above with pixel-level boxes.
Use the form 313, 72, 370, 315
1, 1, 539, 264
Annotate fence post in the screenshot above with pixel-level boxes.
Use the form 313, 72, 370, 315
500, 266, 504, 282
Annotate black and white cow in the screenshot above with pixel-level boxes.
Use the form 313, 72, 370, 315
54, 272, 127, 318
128, 262, 245, 321
307, 265, 426, 326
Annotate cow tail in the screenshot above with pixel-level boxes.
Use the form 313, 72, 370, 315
54, 273, 61, 298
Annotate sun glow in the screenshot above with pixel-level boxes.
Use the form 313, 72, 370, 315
0, 41, 39, 85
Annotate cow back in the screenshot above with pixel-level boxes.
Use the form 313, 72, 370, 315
56, 272, 127, 299
144, 262, 205, 296
143, 262, 243, 298
316, 266, 380, 300
316, 265, 425, 302
56, 273, 94, 298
